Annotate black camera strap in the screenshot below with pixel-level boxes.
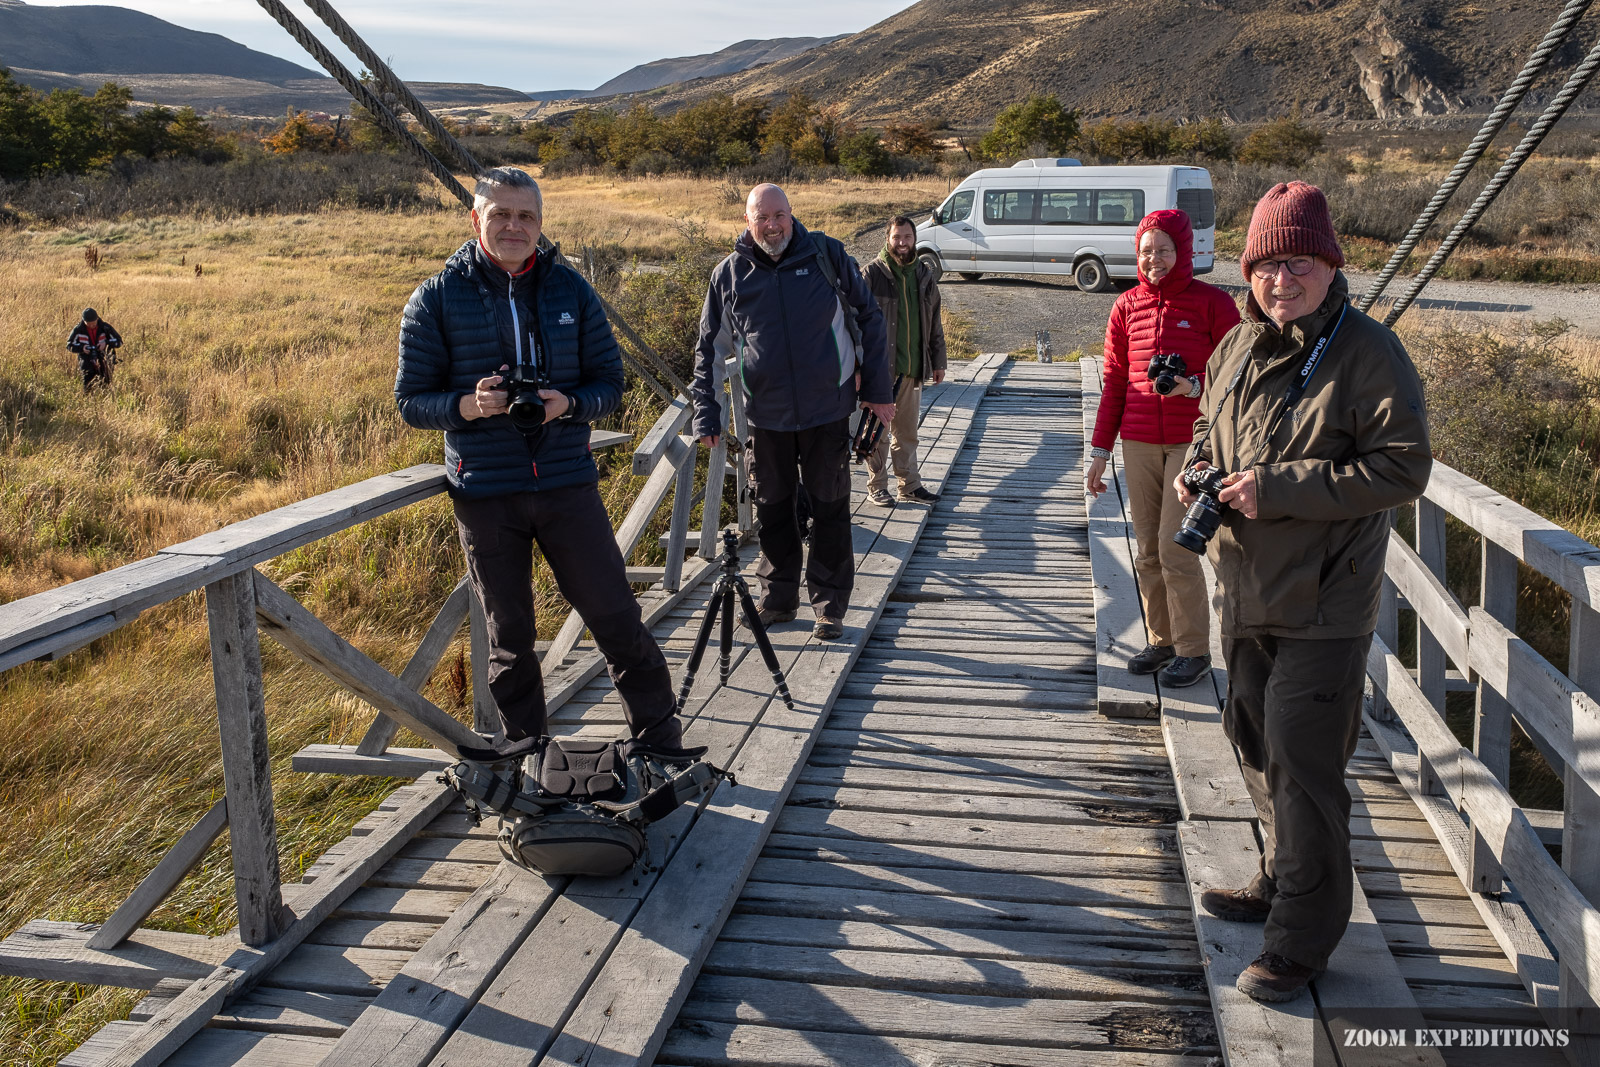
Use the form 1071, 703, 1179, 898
1187, 300, 1348, 472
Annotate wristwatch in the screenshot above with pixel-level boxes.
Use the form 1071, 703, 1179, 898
558, 392, 578, 420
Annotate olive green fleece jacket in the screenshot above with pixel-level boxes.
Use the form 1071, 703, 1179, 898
1191, 273, 1432, 639
862, 250, 947, 383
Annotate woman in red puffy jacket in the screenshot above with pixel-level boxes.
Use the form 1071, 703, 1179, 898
1085, 209, 1240, 688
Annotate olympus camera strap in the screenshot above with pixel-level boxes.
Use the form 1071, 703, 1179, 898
1186, 299, 1349, 472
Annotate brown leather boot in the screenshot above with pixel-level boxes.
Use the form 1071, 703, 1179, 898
1238, 951, 1318, 1003
1200, 887, 1271, 923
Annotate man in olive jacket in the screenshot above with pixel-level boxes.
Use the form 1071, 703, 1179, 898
1176, 182, 1431, 1003
861, 215, 946, 507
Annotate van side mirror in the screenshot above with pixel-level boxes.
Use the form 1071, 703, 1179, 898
932, 207, 946, 225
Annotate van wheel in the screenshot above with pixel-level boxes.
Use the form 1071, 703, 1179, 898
918, 252, 944, 281
1074, 258, 1110, 293
959, 272, 983, 282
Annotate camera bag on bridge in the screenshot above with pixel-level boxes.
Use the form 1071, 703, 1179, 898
443, 738, 732, 877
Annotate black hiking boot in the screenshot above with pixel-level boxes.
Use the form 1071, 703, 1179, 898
1127, 644, 1175, 675
1159, 654, 1212, 688
1200, 887, 1272, 923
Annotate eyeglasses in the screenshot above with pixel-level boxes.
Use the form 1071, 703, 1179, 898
1251, 256, 1318, 279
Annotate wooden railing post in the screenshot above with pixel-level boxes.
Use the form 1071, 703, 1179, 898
204, 572, 286, 947
468, 587, 498, 734
728, 377, 752, 533
1471, 540, 1517, 894
699, 393, 729, 558
1562, 601, 1600, 1040
1416, 499, 1448, 796
662, 438, 696, 592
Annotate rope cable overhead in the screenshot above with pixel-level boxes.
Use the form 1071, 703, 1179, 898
1355, 0, 1594, 312
1384, 30, 1600, 326
253, 0, 688, 400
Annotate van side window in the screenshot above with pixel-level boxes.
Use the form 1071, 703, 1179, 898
1040, 191, 1091, 223
1097, 190, 1144, 225
1036, 190, 1147, 226
941, 189, 975, 224
1176, 188, 1215, 229
983, 190, 1039, 225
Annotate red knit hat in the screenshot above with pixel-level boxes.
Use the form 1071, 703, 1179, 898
1242, 181, 1344, 275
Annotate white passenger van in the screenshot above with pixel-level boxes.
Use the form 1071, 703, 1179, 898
915, 159, 1217, 292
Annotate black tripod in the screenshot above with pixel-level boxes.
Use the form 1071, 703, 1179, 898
674, 529, 796, 713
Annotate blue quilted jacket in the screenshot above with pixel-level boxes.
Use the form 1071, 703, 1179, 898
396, 241, 624, 498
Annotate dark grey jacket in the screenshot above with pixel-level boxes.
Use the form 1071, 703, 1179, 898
691, 221, 890, 438
862, 251, 947, 383
396, 241, 624, 498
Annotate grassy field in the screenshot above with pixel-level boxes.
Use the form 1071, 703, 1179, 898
0, 169, 1597, 1063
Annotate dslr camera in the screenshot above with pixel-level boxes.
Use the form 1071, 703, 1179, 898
501, 364, 550, 438
1173, 465, 1228, 554
1146, 353, 1187, 396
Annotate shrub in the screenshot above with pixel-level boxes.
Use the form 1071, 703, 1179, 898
1237, 117, 1324, 167
840, 130, 893, 177
977, 95, 1080, 160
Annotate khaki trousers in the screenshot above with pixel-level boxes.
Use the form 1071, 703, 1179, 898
866, 376, 923, 495
1121, 439, 1210, 657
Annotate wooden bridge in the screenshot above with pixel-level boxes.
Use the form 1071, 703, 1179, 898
2, 355, 1597, 1066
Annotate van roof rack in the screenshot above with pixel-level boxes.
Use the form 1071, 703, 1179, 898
1011, 157, 1082, 167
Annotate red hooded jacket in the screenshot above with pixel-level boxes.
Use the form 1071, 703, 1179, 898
1091, 209, 1240, 452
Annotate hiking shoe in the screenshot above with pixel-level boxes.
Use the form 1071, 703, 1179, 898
1200, 887, 1271, 923
739, 607, 796, 630
898, 487, 939, 504
867, 488, 896, 508
1238, 951, 1318, 1003
1127, 644, 1175, 675
1160, 654, 1212, 688
813, 617, 844, 641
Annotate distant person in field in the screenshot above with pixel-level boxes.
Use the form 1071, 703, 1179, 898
1179, 181, 1431, 1003
395, 167, 694, 761
690, 183, 892, 641
860, 215, 946, 508
1085, 209, 1240, 688
66, 308, 121, 392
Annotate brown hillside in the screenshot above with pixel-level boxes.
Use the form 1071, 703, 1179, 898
627, 0, 1585, 125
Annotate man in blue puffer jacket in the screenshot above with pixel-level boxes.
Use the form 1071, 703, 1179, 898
691, 184, 893, 641
397, 168, 690, 760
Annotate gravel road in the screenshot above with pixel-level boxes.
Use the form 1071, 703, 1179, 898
841, 231, 1600, 355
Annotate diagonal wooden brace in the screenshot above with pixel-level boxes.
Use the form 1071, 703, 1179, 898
251, 571, 480, 757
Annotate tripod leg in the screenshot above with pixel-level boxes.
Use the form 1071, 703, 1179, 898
675, 578, 723, 712
719, 586, 735, 683
735, 579, 796, 709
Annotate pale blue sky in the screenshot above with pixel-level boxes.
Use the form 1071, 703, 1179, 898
33, 0, 916, 89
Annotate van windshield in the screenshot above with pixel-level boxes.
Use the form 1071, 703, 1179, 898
940, 189, 975, 224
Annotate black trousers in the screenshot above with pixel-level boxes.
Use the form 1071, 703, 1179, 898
453, 485, 676, 744
1223, 631, 1373, 972
748, 417, 854, 620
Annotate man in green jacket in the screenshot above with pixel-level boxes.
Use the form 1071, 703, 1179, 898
860, 215, 946, 507
1175, 182, 1432, 1003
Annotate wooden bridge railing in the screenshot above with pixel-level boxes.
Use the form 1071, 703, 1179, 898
0, 376, 744, 952
1368, 461, 1600, 1026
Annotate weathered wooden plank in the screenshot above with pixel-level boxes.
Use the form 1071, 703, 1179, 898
657, 1019, 1208, 1067
675, 974, 1217, 1050
700, 941, 1210, 1004
206, 571, 287, 947
794, 762, 1177, 801
0, 921, 230, 987
87, 797, 229, 950
306, 918, 441, 951
320, 863, 562, 1066
257, 943, 412, 995
1161, 673, 1253, 822
747, 856, 1187, 908
162, 464, 447, 567
251, 571, 480, 756
758, 835, 1178, 882
662, 436, 696, 590
212, 987, 373, 1036
632, 395, 691, 476
332, 887, 472, 923
782, 782, 1177, 827
774, 800, 1173, 857
292, 744, 450, 777
1175, 819, 1318, 1065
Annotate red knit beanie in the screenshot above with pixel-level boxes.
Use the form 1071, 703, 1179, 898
1242, 181, 1344, 275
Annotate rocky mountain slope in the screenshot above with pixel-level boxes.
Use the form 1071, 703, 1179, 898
633, 0, 1588, 124
589, 36, 848, 95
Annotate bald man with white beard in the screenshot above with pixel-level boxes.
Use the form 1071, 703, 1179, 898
691, 184, 893, 640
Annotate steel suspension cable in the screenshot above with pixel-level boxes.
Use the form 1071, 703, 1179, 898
252, 0, 473, 207
1356, 0, 1593, 312
1384, 31, 1600, 326
297, 0, 485, 178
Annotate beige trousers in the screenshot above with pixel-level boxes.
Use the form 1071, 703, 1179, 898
1121, 439, 1210, 657
866, 375, 923, 494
